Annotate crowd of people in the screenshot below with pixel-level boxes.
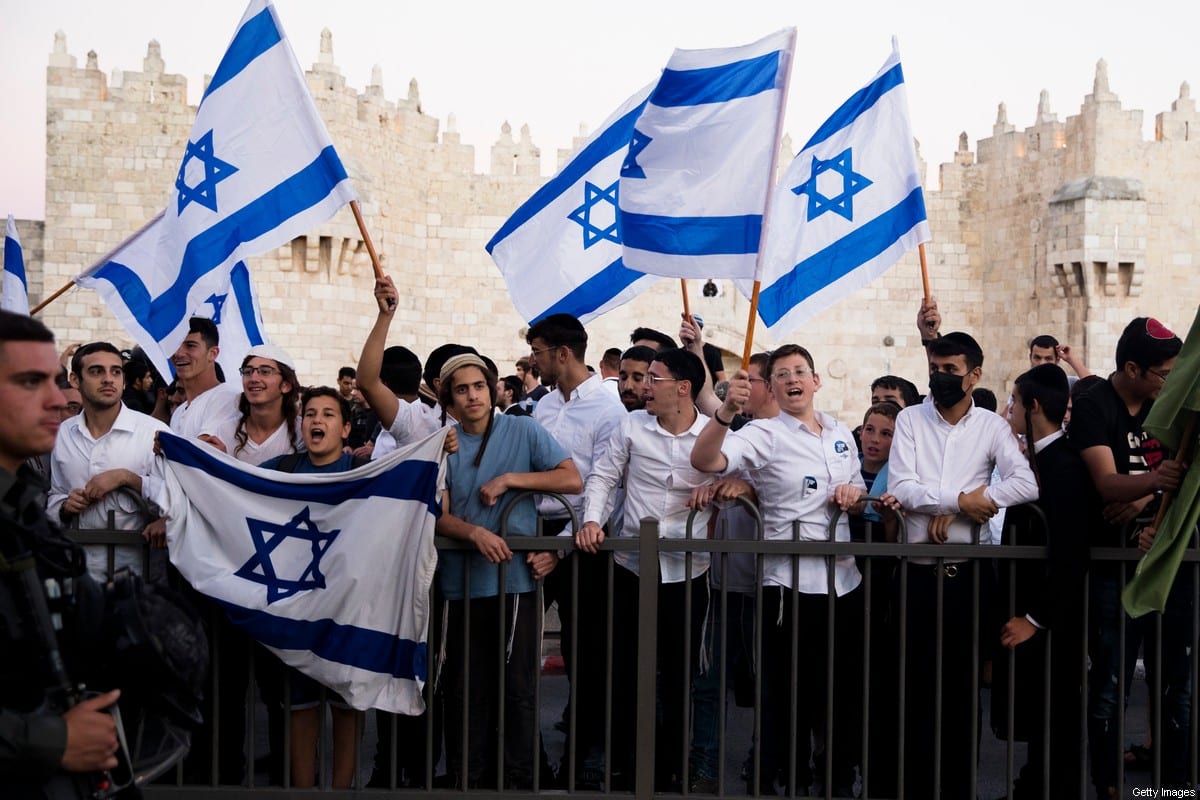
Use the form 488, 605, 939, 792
0, 281, 1194, 798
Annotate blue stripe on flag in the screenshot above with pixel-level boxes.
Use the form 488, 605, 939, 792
218, 600, 428, 681
532, 257, 644, 322
202, 7, 282, 101
4, 236, 27, 291
801, 62, 905, 152
757, 187, 927, 326
91, 145, 349, 340
485, 101, 648, 252
160, 433, 442, 516
229, 261, 265, 346
652, 50, 782, 107
620, 212, 763, 256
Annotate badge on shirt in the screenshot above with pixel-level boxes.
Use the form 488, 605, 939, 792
803, 476, 818, 497
834, 440, 850, 458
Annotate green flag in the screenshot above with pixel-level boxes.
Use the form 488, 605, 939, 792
1123, 305, 1200, 617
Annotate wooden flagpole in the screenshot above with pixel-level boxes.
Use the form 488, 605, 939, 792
681, 279, 691, 320
30, 210, 166, 316
919, 241, 932, 304
740, 27, 798, 370
349, 200, 385, 280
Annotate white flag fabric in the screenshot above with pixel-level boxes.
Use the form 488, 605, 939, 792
487, 84, 659, 324
618, 29, 794, 280
75, 0, 355, 381
3, 215, 29, 315
748, 45, 930, 336
155, 431, 444, 714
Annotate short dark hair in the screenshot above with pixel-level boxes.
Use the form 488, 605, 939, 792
301, 386, 352, 427
1115, 317, 1181, 372
971, 387, 998, 412
870, 374, 921, 407
630, 327, 677, 352
338, 366, 357, 381
748, 352, 771, 373
70, 341, 123, 378
188, 316, 219, 349
862, 401, 902, 426
765, 344, 816, 379
927, 331, 984, 371
527, 313, 588, 361
1029, 334, 1059, 353
620, 345, 656, 365
0, 309, 54, 345
601, 347, 622, 372
380, 347, 422, 396
652, 348, 705, 402
1014, 364, 1070, 426
424, 343, 477, 389
123, 358, 152, 386
501, 375, 525, 402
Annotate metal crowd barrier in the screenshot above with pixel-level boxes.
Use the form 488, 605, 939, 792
62, 493, 1199, 799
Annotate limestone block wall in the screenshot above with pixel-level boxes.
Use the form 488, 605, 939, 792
30, 36, 1200, 424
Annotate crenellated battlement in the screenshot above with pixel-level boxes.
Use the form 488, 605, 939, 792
16, 34, 1200, 420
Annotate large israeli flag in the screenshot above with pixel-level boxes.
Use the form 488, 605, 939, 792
155, 431, 444, 713
487, 84, 659, 324
749, 44, 930, 336
3, 215, 29, 315
75, 0, 355, 381
618, 29, 794, 280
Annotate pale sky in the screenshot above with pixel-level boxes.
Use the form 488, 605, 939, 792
1, 0, 1195, 220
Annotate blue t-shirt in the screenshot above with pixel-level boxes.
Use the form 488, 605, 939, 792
441, 414, 568, 600
260, 452, 356, 474
861, 459, 890, 522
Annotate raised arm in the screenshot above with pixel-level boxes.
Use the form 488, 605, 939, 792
357, 277, 401, 429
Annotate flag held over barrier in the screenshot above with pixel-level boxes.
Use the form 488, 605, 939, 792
1123, 306, 1200, 618
3, 215, 29, 315
153, 431, 445, 713
487, 83, 659, 324
748, 42, 930, 336
76, 0, 356, 381
618, 29, 794, 281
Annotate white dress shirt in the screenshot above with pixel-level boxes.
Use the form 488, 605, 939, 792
533, 374, 626, 521
720, 411, 864, 596
377, 399, 442, 459
170, 383, 242, 439
209, 416, 303, 466
48, 404, 168, 581
582, 409, 713, 582
888, 398, 1038, 561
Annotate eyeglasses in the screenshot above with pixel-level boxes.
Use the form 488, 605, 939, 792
239, 365, 280, 377
530, 346, 558, 358
1146, 367, 1171, 383
747, 377, 768, 385
770, 368, 812, 382
645, 374, 679, 385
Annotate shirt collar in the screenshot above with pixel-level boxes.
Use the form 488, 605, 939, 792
1032, 428, 1065, 454
561, 373, 602, 402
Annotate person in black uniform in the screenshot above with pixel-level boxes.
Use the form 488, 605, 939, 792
0, 310, 123, 797
993, 363, 1096, 797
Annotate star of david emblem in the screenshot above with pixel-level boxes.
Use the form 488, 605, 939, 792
205, 293, 228, 324
567, 180, 620, 249
235, 507, 340, 604
621, 129, 652, 179
175, 129, 239, 215
791, 147, 872, 222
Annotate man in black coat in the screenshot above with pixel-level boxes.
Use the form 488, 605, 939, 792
993, 363, 1097, 798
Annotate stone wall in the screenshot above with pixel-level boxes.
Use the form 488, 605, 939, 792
18, 32, 1200, 423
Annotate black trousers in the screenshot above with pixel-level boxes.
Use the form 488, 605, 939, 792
610, 564, 708, 788
443, 591, 540, 789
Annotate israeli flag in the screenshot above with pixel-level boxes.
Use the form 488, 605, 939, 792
749, 44, 930, 336
155, 431, 445, 714
618, 29, 794, 280
75, 0, 355, 381
486, 84, 659, 323
3, 215, 29, 315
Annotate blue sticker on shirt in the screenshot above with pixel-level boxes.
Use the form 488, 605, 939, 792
803, 476, 818, 497
834, 440, 850, 457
